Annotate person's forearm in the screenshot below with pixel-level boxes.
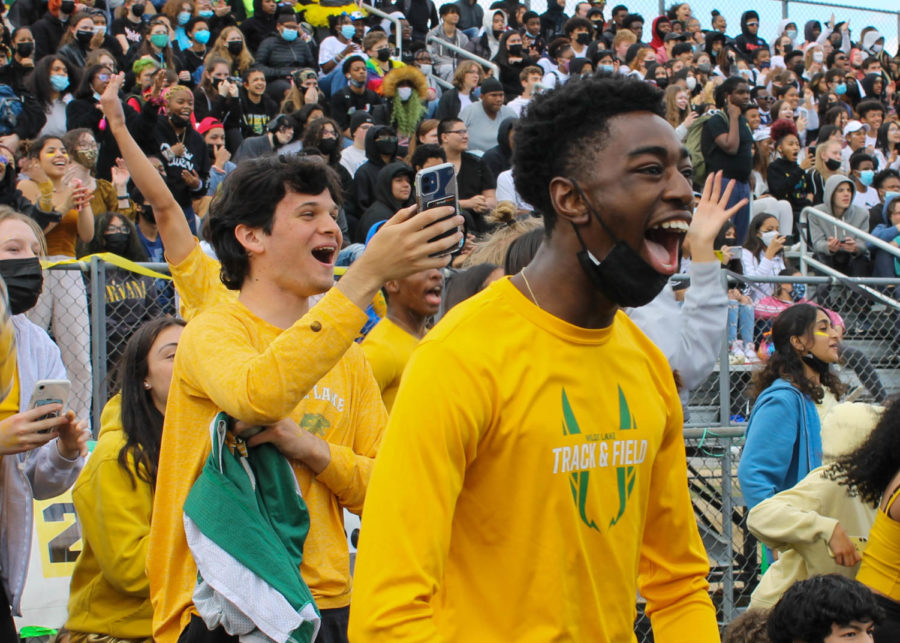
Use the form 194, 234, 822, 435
76, 203, 94, 242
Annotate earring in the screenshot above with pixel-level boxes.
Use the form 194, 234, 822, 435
144, 381, 151, 390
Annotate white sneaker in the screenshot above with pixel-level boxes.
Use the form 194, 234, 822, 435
744, 342, 758, 363
729, 341, 746, 365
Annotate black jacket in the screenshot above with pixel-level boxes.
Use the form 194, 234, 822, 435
151, 113, 211, 208
356, 161, 415, 242
240, 0, 278, 52
255, 34, 316, 81
481, 116, 516, 179
434, 88, 477, 120
767, 157, 812, 215
353, 125, 399, 217
31, 13, 67, 61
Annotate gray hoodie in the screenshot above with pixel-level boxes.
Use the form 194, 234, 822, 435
809, 174, 870, 256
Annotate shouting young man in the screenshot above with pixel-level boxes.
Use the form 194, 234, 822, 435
349, 75, 742, 641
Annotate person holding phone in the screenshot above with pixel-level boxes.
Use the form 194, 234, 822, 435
0, 208, 88, 640
741, 212, 787, 303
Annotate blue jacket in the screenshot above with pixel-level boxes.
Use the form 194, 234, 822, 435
738, 378, 822, 510
868, 194, 900, 248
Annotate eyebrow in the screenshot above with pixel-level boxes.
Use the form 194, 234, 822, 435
627, 145, 691, 161
157, 342, 179, 354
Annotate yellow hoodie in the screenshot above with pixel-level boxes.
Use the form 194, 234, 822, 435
65, 394, 153, 639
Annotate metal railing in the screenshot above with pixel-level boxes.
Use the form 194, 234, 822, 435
424, 32, 500, 81
361, 3, 404, 62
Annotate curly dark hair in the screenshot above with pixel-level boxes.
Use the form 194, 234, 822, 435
831, 396, 900, 506
766, 575, 881, 643
749, 303, 845, 403
723, 608, 770, 643
208, 155, 343, 289
301, 117, 342, 166
512, 74, 664, 234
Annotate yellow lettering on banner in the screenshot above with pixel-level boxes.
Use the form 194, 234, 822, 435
33, 490, 82, 578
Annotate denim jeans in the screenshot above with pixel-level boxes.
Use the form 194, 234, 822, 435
717, 176, 752, 243
728, 300, 754, 344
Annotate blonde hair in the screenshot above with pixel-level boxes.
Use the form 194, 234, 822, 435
464, 203, 543, 267
612, 29, 637, 51
0, 207, 48, 257
453, 60, 483, 91
664, 85, 688, 128
208, 27, 254, 75
814, 139, 844, 179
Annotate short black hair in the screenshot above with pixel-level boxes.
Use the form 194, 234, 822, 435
862, 56, 881, 69
767, 575, 882, 643
564, 17, 592, 36
241, 64, 266, 83
185, 16, 209, 32
437, 117, 463, 144
209, 156, 343, 289
611, 4, 628, 16
623, 12, 643, 28
774, 83, 797, 99
513, 74, 663, 233
410, 143, 446, 170
857, 98, 886, 118
439, 3, 460, 17
522, 10, 539, 22
849, 149, 875, 171
874, 168, 900, 189
715, 76, 747, 109
671, 42, 693, 57
342, 54, 366, 75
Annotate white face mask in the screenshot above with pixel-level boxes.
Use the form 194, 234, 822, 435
686, 76, 697, 91
397, 86, 413, 101
873, 43, 884, 54
760, 229, 779, 247
418, 63, 433, 76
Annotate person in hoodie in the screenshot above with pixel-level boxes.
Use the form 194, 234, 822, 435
803, 20, 822, 49
734, 11, 769, 61
467, 8, 507, 61
860, 29, 891, 77
481, 116, 516, 179
31, 0, 77, 62
254, 12, 316, 85
0, 208, 88, 638
353, 124, 400, 218
539, 0, 568, 42
810, 174, 871, 278
454, 0, 484, 39
868, 193, 900, 279
771, 19, 799, 54
649, 15, 670, 62
62, 317, 185, 643
738, 303, 843, 511
239, 0, 278, 53
357, 161, 415, 243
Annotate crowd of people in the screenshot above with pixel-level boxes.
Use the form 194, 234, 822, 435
1, 0, 900, 640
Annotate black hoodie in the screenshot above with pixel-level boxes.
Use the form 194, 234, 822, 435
356, 162, 415, 242
481, 117, 517, 178
353, 125, 398, 217
239, 0, 279, 53
734, 11, 768, 59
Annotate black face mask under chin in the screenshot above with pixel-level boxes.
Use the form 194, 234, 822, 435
569, 181, 671, 308
802, 352, 831, 375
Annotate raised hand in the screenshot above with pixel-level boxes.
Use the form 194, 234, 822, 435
687, 170, 748, 262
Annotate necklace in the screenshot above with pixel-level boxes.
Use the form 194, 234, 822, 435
521, 267, 540, 309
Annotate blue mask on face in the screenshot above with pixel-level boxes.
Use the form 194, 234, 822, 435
599, 64, 614, 73
791, 283, 806, 301
193, 29, 210, 44
884, 191, 900, 203
50, 74, 69, 91
198, 9, 214, 17
341, 24, 356, 39
859, 169, 875, 186
835, 82, 847, 95
177, 10, 191, 25
281, 28, 298, 42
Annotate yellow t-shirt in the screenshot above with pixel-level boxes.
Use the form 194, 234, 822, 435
148, 290, 383, 643
167, 241, 236, 322
0, 368, 19, 420
361, 317, 418, 411
349, 277, 717, 642
66, 395, 153, 639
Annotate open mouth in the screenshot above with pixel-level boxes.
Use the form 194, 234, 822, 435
424, 284, 443, 307
311, 245, 336, 265
643, 218, 689, 275
52, 157, 67, 167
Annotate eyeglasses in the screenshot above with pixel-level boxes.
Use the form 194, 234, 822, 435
105, 225, 129, 235
447, 129, 468, 135
97, 73, 110, 82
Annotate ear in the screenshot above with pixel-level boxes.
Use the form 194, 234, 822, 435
234, 223, 266, 256
384, 279, 400, 294
549, 177, 590, 227
790, 334, 809, 353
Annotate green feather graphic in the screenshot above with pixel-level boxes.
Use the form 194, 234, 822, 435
562, 389, 600, 532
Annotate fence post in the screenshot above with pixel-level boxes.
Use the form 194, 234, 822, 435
89, 256, 107, 437
659, 0, 665, 19
722, 438, 736, 623
782, 0, 789, 19
718, 271, 731, 426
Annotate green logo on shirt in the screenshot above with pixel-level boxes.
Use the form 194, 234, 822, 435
562, 389, 600, 532
610, 386, 636, 527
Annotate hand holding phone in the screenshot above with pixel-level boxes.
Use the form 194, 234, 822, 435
415, 163, 465, 257
28, 379, 71, 429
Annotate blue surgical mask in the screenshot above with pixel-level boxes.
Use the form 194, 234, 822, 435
835, 82, 847, 95
599, 64, 614, 73
50, 74, 69, 91
193, 29, 210, 44
859, 170, 875, 186
198, 9, 213, 17
177, 10, 191, 25
92, 91, 102, 102
281, 28, 298, 42
885, 191, 900, 203
784, 29, 797, 40
791, 283, 806, 301
340, 24, 356, 39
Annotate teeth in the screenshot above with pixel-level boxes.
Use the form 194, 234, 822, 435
651, 220, 690, 233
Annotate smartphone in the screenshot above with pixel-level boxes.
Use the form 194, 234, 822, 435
415, 163, 464, 257
28, 379, 70, 431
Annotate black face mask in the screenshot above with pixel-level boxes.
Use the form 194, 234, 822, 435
825, 158, 842, 171
60, 0, 75, 13
170, 112, 190, 128
508, 43, 523, 56
376, 47, 391, 62
0, 257, 43, 315
104, 232, 130, 256
227, 40, 244, 55
132, 2, 146, 16
656, 77, 669, 89
570, 181, 671, 307
76, 29, 94, 46
492, 29, 503, 39
16, 42, 33, 58
318, 137, 337, 154
375, 136, 398, 156
802, 352, 831, 375
576, 32, 592, 45
591, 20, 603, 32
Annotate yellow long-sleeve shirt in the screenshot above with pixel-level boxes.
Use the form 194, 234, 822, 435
66, 395, 153, 640
148, 288, 384, 643
349, 277, 717, 642
167, 241, 236, 322
361, 317, 418, 411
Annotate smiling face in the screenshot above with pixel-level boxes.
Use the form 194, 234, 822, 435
166, 90, 194, 121
568, 112, 694, 276
38, 138, 68, 179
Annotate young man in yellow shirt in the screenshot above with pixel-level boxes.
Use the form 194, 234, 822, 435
362, 266, 443, 410
102, 69, 466, 640
349, 75, 745, 641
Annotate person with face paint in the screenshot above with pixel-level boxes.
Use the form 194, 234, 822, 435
350, 74, 734, 643
0, 208, 89, 639
739, 304, 843, 511
254, 13, 316, 83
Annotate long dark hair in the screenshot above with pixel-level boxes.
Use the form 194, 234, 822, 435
831, 397, 900, 506
743, 212, 778, 259
116, 317, 186, 489
79, 211, 149, 261
27, 56, 81, 110
73, 63, 111, 100
749, 303, 844, 403
302, 117, 342, 166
